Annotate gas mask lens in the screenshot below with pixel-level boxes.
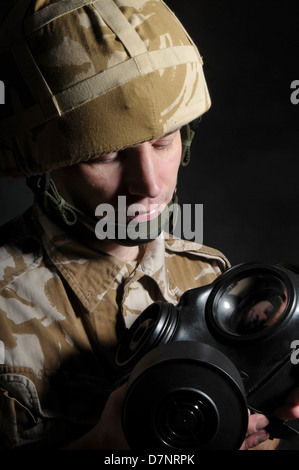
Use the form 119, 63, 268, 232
212, 272, 289, 337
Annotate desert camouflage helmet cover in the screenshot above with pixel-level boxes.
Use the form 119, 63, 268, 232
0, 0, 211, 177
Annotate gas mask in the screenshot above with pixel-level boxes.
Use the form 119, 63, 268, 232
116, 262, 299, 450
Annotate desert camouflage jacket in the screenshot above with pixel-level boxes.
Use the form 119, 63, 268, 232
0, 203, 229, 448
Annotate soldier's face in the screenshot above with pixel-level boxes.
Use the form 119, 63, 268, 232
52, 129, 182, 224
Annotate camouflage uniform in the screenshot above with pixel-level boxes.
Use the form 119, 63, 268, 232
0, 203, 229, 448
0, 0, 227, 449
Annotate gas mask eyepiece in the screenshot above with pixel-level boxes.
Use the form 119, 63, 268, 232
209, 269, 289, 339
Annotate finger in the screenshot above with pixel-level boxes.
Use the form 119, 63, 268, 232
239, 430, 269, 450
274, 403, 299, 420
274, 388, 299, 420
246, 413, 269, 435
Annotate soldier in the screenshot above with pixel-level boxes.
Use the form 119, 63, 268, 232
0, 0, 297, 450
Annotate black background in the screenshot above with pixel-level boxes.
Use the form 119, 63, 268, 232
171, 0, 299, 266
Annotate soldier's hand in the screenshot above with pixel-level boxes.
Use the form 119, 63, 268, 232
63, 383, 130, 450
239, 412, 269, 450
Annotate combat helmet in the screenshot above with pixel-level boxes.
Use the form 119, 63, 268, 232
0, 0, 211, 177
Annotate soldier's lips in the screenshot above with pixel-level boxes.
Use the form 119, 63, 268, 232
94, 198, 169, 224
118, 204, 166, 223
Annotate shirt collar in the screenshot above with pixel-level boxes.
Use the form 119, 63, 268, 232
35, 203, 177, 311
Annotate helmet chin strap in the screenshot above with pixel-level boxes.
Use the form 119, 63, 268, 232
27, 174, 179, 246
111, 192, 179, 246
